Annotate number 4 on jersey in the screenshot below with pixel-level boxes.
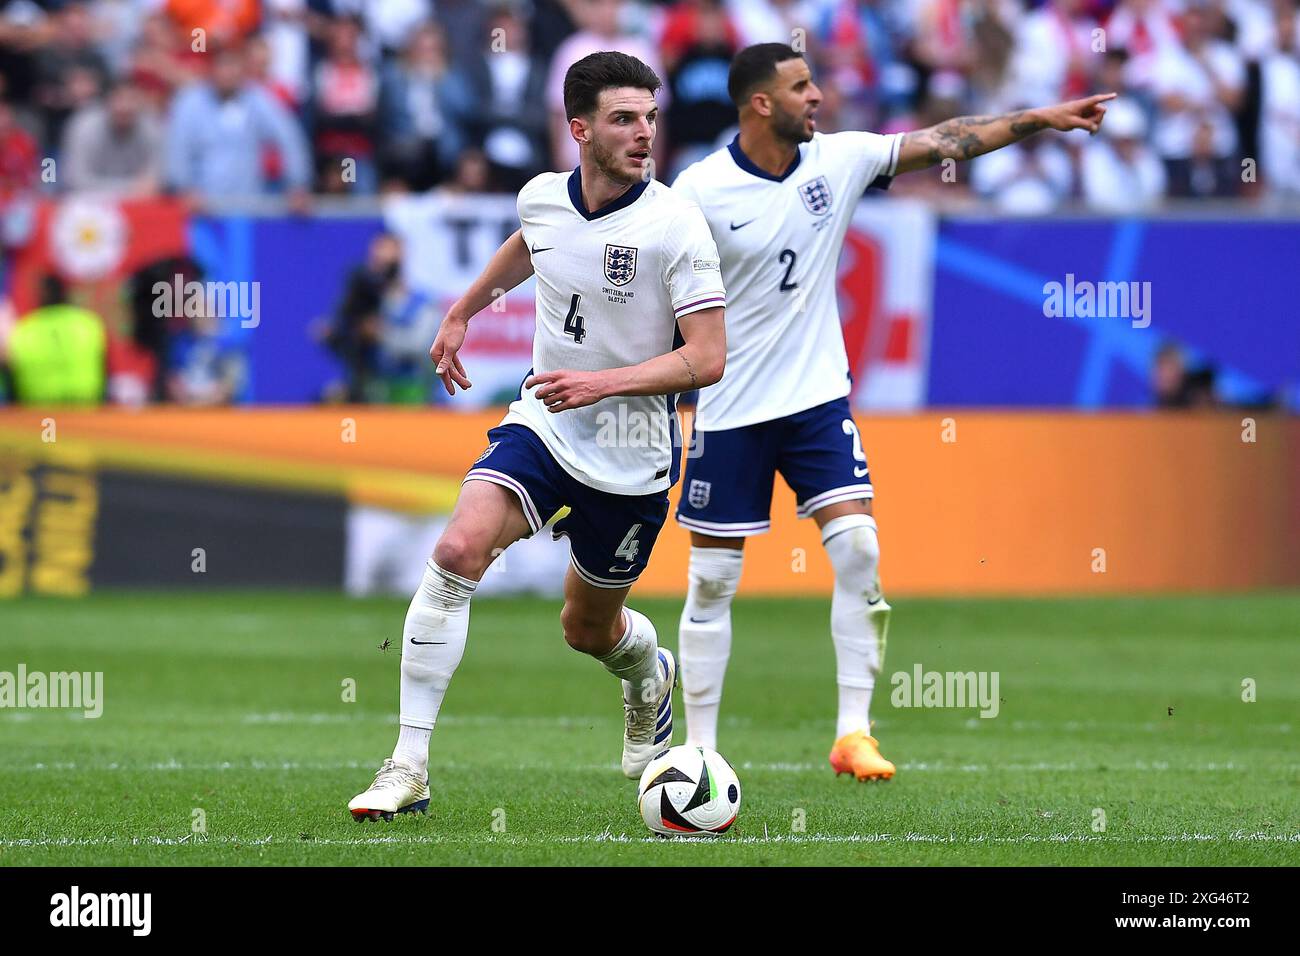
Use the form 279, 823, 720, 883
563, 293, 586, 344
615, 524, 642, 563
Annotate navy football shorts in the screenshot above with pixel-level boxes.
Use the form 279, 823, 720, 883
464, 423, 670, 589
675, 396, 873, 537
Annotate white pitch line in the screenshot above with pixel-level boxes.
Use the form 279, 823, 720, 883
5, 711, 1292, 736
2, 831, 1297, 849
4, 759, 1298, 773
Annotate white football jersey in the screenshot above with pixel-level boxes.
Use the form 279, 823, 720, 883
673, 130, 900, 431
501, 169, 726, 495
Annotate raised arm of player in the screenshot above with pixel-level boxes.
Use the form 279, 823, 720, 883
527, 307, 726, 413
894, 93, 1117, 175
429, 228, 535, 395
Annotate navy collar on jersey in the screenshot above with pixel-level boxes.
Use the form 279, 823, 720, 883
567, 167, 650, 220
727, 134, 802, 182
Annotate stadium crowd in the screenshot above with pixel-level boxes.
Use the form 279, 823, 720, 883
0, 0, 1298, 209
1, 0, 1297, 407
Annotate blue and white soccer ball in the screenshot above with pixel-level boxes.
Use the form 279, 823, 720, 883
637, 745, 741, 836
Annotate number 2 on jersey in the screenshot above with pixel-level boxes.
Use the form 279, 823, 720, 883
778, 249, 798, 292
563, 293, 587, 344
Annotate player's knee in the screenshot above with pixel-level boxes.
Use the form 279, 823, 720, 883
559, 602, 611, 654
822, 514, 882, 595
684, 547, 744, 622
432, 529, 491, 581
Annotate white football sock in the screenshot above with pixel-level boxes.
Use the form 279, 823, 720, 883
392, 560, 475, 772
597, 607, 661, 704
822, 514, 890, 739
678, 547, 743, 749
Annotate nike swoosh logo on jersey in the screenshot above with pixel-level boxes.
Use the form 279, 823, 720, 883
729, 219, 757, 231
531, 244, 554, 253
867, 596, 884, 606
410, 639, 447, 645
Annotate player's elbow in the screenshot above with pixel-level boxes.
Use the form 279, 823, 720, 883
698, 347, 725, 387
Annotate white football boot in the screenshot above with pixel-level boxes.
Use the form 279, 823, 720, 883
621, 648, 678, 778
348, 758, 430, 822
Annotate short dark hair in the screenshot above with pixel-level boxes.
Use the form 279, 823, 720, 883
562, 50, 661, 121
728, 43, 803, 107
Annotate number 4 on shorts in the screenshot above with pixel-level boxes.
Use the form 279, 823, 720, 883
615, 524, 642, 563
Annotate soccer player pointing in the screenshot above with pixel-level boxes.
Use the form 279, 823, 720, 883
350, 52, 726, 820
672, 43, 1112, 781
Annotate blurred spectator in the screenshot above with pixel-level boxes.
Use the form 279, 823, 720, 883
442, 148, 492, 194
112, 254, 204, 405
1153, 343, 1218, 408
0, 97, 38, 249
5, 274, 106, 405
724, 0, 819, 48
88, 0, 148, 75
546, 0, 669, 170
165, 317, 249, 405
1006, 0, 1099, 108
319, 231, 402, 402
165, 0, 260, 48
375, 275, 440, 403
127, 12, 200, 112
310, 14, 380, 193
377, 21, 470, 192
971, 127, 1075, 212
60, 79, 162, 195
261, 0, 311, 106
1081, 96, 1167, 209
455, 3, 549, 192
307, 0, 429, 59
1151, 1, 1245, 197
31, 3, 110, 148
1104, 0, 1182, 93
1259, 0, 1300, 195
247, 32, 300, 108
662, 0, 740, 175
165, 42, 312, 205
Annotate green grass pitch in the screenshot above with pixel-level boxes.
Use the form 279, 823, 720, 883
2, 591, 1297, 866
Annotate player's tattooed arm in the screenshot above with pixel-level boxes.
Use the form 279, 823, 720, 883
528, 307, 725, 412
431, 229, 535, 395
677, 351, 699, 390
894, 93, 1117, 174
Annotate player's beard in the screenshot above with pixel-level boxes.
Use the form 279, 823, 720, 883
771, 100, 814, 146
589, 133, 642, 187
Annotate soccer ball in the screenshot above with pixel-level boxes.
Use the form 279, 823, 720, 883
637, 745, 741, 836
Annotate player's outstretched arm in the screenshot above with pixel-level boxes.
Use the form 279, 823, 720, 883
894, 93, 1117, 175
429, 228, 535, 396
527, 307, 725, 413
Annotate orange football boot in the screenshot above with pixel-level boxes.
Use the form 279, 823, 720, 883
828, 730, 895, 781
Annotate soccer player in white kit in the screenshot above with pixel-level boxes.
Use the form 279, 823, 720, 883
349, 51, 726, 820
673, 43, 1114, 781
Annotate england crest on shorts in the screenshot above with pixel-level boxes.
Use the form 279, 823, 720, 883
799, 176, 832, 216
473, 441, 498, 465
687, 479, 711, 509
604, 244, 638, 286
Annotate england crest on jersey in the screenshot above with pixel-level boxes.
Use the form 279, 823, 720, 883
799, 176, 833, 216
687, 479, 711, 509
604, 244, 638, 286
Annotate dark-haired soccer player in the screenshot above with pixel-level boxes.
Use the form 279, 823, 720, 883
673, 42, 1113, 781
350, 51, 726, 820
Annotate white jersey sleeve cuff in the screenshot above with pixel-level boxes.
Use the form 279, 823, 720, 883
674, 294, 726, 318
